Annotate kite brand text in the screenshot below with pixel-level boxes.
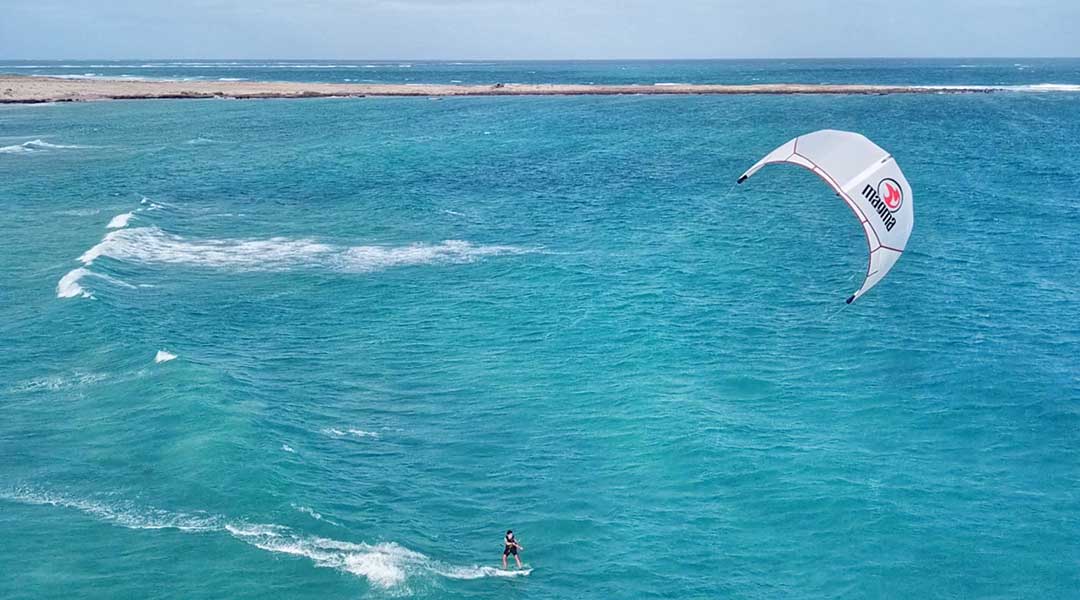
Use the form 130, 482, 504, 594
861, 184, 897, 231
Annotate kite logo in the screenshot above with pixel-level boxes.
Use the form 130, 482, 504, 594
878, 178, 903, 212
861, 181, 899, 231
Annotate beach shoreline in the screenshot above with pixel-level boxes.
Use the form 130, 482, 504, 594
0, 74, 1000, 103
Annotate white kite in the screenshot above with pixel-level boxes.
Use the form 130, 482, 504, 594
737, 129, 914, 303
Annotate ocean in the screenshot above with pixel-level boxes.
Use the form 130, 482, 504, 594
1, 61, 1078, 599
4, 58, 1080, 88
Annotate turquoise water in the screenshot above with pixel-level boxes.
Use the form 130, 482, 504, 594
2, 84, 1079, 599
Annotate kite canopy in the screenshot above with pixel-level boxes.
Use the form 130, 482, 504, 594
737, 130, 914, 303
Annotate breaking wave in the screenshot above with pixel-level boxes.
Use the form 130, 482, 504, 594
56, 267, 93, 298
55, 267, 134, 299
154, 350, 177, 363
0, 488, 529, 590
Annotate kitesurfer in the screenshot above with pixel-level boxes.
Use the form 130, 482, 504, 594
502, 530, 524, 569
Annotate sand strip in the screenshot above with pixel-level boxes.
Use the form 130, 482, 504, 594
0, 75, 999, 103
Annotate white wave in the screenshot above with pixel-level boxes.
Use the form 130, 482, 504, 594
0, 139, 87, 154
56, 267, 134, 299
322, 427, 346, 437
56, 267, 93, 298
282, 444, 296, 453
2, 488, 527, 590
154, 350, 177, 363
76, 227, 525, 273
348, 429, 380, 439
107, 212, 134, 229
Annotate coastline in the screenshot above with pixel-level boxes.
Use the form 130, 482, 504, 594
0, 75, 1000, 103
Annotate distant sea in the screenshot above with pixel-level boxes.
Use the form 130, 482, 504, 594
1, 60, 1078, 599
4, 57, 1080, 89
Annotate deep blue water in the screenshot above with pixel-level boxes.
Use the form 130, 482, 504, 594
1, 68, 1079, 599
3, 58, 1080, 87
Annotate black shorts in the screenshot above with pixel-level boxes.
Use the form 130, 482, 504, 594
504, 546, 518, 556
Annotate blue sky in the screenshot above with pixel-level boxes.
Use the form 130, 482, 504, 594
2, 0, 1077, 59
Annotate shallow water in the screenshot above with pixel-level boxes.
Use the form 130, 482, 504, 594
1, 82, 1079, 599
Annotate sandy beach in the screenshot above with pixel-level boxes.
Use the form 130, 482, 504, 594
0, 75, 999, 103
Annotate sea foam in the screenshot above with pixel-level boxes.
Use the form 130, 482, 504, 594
1, 489, 219, 532
154, 350, 177, 363
75, 227, 525, 273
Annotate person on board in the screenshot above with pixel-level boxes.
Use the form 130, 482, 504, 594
502, 530, 524, 569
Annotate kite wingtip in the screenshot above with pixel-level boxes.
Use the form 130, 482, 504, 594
736, 175, 748, 184
845, 295, 856, 304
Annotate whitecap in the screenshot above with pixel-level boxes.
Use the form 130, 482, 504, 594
106, 212, 134, 229
56, 267, 134, 299
282, 444, 296, 453
56, 267, 93, 299
154, 350, 177, 363
348, 429, 380, 439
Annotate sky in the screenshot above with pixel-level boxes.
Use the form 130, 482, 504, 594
1, 0, 1078, 60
